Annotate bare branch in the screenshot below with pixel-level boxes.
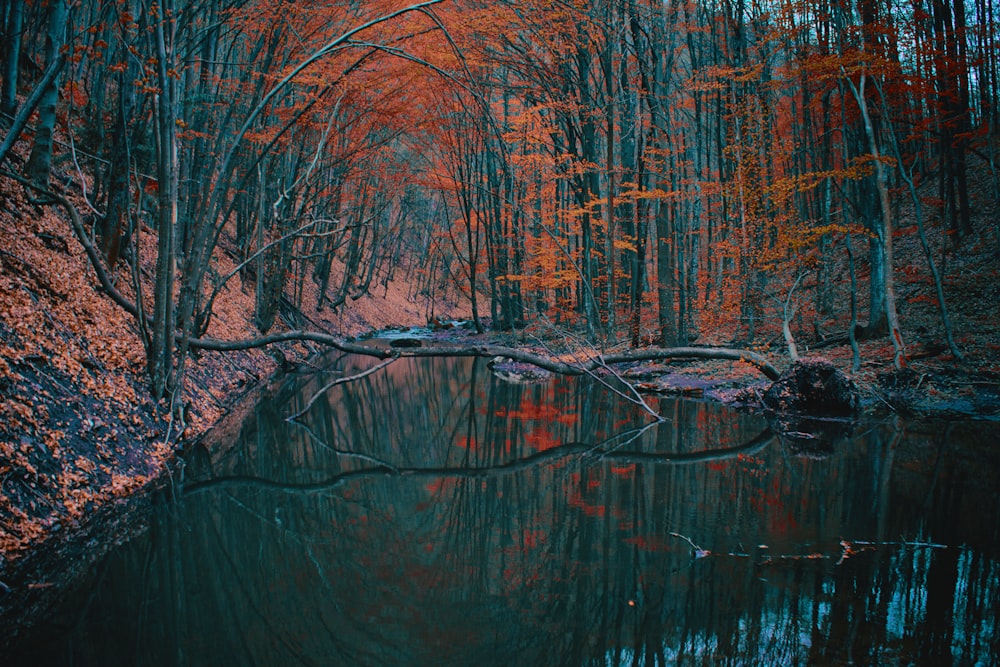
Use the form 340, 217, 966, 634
1, 169, 139, 318
528, 321, 666, 421
285, 357, 397, 422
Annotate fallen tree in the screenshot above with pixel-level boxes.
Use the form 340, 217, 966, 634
191, 331, 782, 381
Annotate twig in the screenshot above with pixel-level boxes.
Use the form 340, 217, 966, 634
590, 420, 661, 456
669, 532, 711, 558
65, 122, 101, 216
285, 357, 397, 422
528, 320, 666, 422
861, 382, 896, 412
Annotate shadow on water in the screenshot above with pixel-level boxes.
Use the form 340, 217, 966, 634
8, 356, 1000, 666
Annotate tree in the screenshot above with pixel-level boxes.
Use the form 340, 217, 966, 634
23, 0, 68, 188
0, 0, 25, 121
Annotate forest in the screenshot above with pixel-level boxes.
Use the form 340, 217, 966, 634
2, 1, 1000, 660
1, 0, 996, 392
1, 0, 1000, 594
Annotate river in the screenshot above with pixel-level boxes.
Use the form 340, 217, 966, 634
7, 355, 1000, 665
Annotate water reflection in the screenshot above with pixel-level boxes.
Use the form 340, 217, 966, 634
12, 356, 1000, 666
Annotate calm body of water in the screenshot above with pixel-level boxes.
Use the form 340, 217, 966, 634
8, 355, 1000, 666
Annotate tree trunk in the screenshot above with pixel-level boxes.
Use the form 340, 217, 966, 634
23, 0, 67, 188
850, 73, 906, 368
0, 49, 64, 168
149, 0, 179, 399
101, 65, 136, 265
655, 196, 677, 346
1, 0, 24, 121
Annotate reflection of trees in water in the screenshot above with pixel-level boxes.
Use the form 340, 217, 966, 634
42, 360, 1000, 666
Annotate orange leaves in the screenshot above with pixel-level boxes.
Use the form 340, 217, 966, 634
524, 426, 560, 452
454, 434, 477, 451
496, 392, 578, 428
0, 169, 177, 555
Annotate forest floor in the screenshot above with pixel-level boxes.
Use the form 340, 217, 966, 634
1, 149, 999, 634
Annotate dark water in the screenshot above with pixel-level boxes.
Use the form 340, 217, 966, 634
9, 355, 1000, 666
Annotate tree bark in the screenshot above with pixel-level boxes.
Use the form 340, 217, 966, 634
101, 65, 136, 265
23, 0, 67, 188
149, 0, 179, 399
848, 72, 906, 368
1, 0, 24, 121
0, 50, 64, 168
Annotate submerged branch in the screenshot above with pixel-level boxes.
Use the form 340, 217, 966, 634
183, 428, 774, 496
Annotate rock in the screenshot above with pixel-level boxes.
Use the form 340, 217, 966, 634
488, 356, 553, 384
762, 357, 859, 416
389, 338, 422, 348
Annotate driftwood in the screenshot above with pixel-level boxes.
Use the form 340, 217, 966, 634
191, 330, 782, 381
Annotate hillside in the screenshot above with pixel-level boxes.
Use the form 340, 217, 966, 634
0, 161, 460, 564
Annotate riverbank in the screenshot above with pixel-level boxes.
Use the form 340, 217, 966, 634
441, 324, 1000, 420
0, 169, 461, 635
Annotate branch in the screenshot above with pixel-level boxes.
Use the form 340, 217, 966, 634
65, 119, 101, 216
528, 321, 665, 420
600, 347, 781, 380
1, 169, 139, 318
184, 428, 774, 496
285, 357, 397, 422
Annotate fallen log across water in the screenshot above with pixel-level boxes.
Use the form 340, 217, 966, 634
191, 331, 782, 381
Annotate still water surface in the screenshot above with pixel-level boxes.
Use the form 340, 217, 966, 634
12, 355, 1000, 665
